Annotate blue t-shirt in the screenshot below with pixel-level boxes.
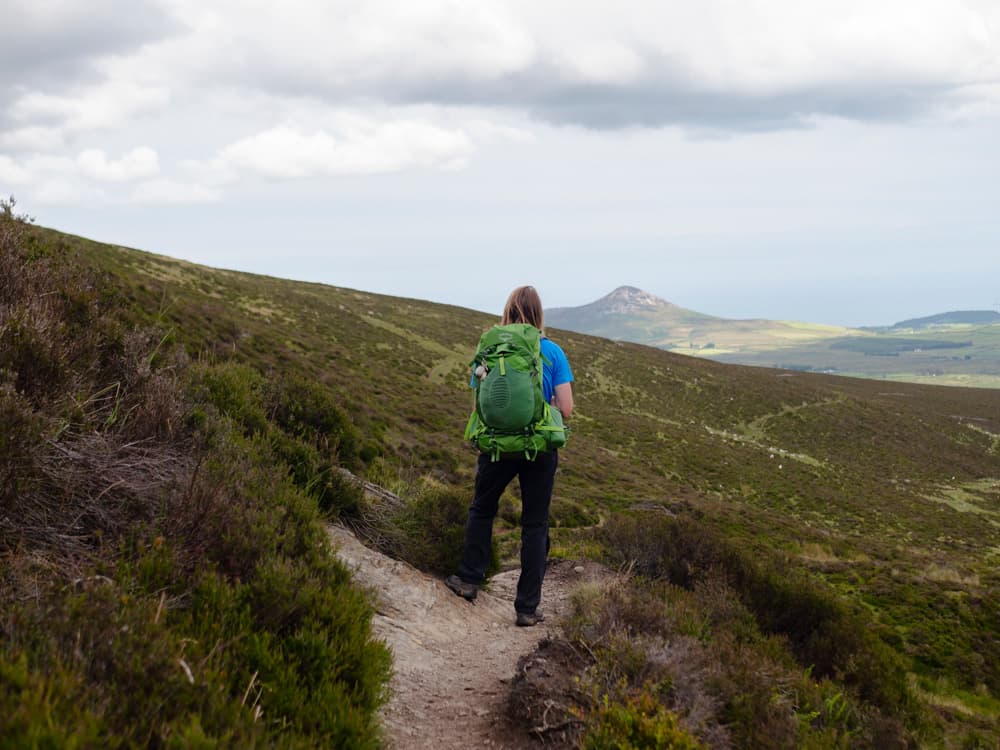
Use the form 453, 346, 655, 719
541, 337, 573, 404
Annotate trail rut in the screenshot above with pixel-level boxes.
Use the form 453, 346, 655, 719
329, 525, 606, 749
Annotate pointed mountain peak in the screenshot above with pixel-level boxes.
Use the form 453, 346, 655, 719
597, 286, 674, 314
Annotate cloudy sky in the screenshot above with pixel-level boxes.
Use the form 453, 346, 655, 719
2, 0, 998, 326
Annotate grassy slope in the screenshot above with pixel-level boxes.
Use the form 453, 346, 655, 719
44, 226, 1000, 738
547, 301, 856, 357
2, 216, 391, 747
713, 324, 1000, 388
548, 296, 1000, 387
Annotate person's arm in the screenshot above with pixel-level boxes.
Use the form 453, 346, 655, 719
552, 382, 574, 419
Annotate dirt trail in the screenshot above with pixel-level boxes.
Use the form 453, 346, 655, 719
328, 525, 606, 749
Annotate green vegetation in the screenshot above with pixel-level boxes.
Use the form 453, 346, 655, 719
582, 690, 706, 750
715, 325, 1000, 386
348, 470, 500, 578
889, 311, 1000, 330
0, 204, 389, 746
547, 287, 1000, 388
547, 289, 855, 361
828, 337, 973, 356
6, 218, 1000, 746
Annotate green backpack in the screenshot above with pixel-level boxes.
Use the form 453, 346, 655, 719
463, 323, 567, 461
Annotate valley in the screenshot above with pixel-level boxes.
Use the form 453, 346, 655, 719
548, 286, 1000, 388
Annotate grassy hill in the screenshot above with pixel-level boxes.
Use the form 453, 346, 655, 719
546, 285, 855, 357
886, 311, 1000, 330
714, 325, 1000, 388
549, 287, 1000, 389
5, 220, 1000, 746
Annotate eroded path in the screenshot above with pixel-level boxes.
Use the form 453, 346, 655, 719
328, 525, 605, 749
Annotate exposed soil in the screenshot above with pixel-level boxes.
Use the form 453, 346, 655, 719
328, 525, 608, 749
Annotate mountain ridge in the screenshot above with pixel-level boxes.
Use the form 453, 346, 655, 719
887, 309, 1000, 330
553, 285, 679, 315
547, 287, 1000, 388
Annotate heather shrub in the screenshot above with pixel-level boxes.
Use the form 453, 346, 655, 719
0, 203, 121, 413
498, 492, 520, 525
349, 470, 499, 578
2, 538, 390, 747
188, 361, 268, 435
389, 480, 498, 576
551, 498, 600, 528
564, 574, 902, 749
584, 513, 925, 746
0, 380, 43, 510
268, 431, 364, 518
269, 374, 361, 468
582, 688, 706, 750
188, 362, 365, 520
0, 202, 391, 746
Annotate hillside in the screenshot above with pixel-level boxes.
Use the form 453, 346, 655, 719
546, 285, 852, 355
5, 221, 1000, 746
888, 311, 1000, 331
550, 287, 1000, 388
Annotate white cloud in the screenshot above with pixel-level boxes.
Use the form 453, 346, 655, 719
77, 146, 159, 182
31, 177, 106, 206
130, 177, 219, 204
210, 117, 473, 180
158, 0, 537, 88
0, 0, 181, 93
10, 81, 169, 133
0, 148, 213, 205
465, 119, 536, 145
0, 155, 32, 185
6, 0, 1000, 143
0, 152, 96, 204
132, 0, 1000, 129
0, 126, 66, 152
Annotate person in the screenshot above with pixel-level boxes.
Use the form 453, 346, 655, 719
445, 286, 574, 626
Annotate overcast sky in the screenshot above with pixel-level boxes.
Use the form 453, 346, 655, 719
2, 0, 998, 326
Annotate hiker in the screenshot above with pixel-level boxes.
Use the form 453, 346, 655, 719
445, 286, 574, 626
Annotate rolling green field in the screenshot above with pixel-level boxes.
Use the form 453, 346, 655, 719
547, 293, 858, 359
714, 324, 1000, 388
9, 224, 1000, 746
547, 288, 1000, 388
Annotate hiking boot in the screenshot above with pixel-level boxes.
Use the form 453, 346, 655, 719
444, 574, 477, 601
515, 610, 545, 627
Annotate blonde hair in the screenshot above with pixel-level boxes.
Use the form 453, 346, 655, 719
501, 286, 544, 330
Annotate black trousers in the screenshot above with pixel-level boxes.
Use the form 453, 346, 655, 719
457, 450, 558, 615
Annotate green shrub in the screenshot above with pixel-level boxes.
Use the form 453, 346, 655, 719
564, 574, 905, 749
188, 362, 268, 435
599, 513, 922, 738
0, 204, 392, 747
268, 431, 363, 518
1, 548, 391, 747
269, 375, 361, 468
551, 498, 600, 528
395, 482, 498, 577
352, 473, 499, 578
582, 688, 706, 750
0, 381, 43, 510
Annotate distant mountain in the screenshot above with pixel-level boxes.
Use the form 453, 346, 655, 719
551, 285, 698, 317
545, 286, 850, 354
545, 286, 720, 346
547, 289, 1000, 387
889, 310, 1000, 330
